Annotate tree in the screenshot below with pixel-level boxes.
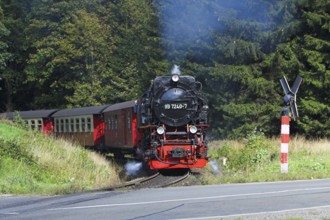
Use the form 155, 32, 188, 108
106, 0, 167, 99
1, 0, 329, 139
261, 0, 330, 138
292, 0, 330, 137
25, 0, 116, 108
24, 0, 166, 107
41, 9, 116, 107
0, 5, 10, 111
0, 5, 10, 71
0, 0, 32, 111
180, 0, 281, 138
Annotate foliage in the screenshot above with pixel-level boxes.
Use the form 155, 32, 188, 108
210, 130, 277, 173
0, 138, 34, 165
12, 111, 29, 130
0, 5, 10, 71
0, 0, 329, 138
0, 0, 31, 111
204, 136, 330, 184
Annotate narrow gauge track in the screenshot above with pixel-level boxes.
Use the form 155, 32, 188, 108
135, 169, 190, 189
107, 169, 190, 191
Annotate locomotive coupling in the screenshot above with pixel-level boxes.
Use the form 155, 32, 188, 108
169, 148, 185, 158
167, 148, 193, 158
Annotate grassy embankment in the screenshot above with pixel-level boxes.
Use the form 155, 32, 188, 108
1, 119, 329, 195
0, 120, 122, 195
202, 130, 330, 184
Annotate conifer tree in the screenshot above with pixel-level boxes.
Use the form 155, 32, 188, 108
105, 0, 167, 99
293, 0, 330, 137
262, 0, 330, 137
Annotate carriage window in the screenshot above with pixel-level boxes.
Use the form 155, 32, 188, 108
81, 118, 86, 132
76, 118, 80, 132
55, 119, 59, 132
37, 120, 42, 131
87, 117, 91, 132
60, 119, 64, 132
31, 120, 35, 130
65, 119, 69, 132
70, 118, 74, 132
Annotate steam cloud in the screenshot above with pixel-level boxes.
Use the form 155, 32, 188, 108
171, 64, 181, 75
208, 160, 220, 175
155, 0, 273, 63
125, 161, 143, 176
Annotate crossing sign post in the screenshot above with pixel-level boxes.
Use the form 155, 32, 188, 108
279, 76, 302, 173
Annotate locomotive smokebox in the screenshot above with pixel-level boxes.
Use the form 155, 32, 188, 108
138, 66, 208, 128
152, 75, 199, 127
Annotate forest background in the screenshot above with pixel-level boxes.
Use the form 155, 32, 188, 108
0, 0, 329, 139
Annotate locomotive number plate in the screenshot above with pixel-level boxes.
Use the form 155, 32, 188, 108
164, 103, 188, 110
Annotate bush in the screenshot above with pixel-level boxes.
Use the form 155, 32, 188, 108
236, 130, 270, 171
210, 130, 277, 173
13, 112, 29, 130
0, 138, 35, 165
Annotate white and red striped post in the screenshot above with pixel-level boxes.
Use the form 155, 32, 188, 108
280, 116, 290, 173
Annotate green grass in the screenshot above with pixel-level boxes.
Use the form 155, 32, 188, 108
202, 131, 330, 184
0, 120, 122, 195
2, 119, 330, 194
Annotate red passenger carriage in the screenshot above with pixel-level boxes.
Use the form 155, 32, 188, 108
0, 110, 57, 134
102, 100, 142, 157
51, 105, 110, 147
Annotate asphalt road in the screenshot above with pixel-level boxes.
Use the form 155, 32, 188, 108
1, 179, 330, 220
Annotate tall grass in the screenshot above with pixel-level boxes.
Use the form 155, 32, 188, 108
0, 120, 122, 195
202, 131, 330, 184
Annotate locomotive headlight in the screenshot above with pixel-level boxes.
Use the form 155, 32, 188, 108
171, 74, 179, 82
202, 105, 209, 110
157, 126, 165, 135
189, 125, 198, 134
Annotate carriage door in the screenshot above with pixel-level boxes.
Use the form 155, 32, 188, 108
123, 110, 128, 146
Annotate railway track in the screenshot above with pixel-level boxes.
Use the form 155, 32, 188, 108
105, 169, 191, 191
135, 169, 190, 189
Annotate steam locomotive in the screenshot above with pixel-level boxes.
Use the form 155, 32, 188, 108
137, 70, 209, 169
0, 68, 209, 170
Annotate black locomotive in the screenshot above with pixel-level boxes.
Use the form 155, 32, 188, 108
137, 67, 209, 169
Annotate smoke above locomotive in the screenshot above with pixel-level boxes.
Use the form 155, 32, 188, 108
155, 0, 273, 63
